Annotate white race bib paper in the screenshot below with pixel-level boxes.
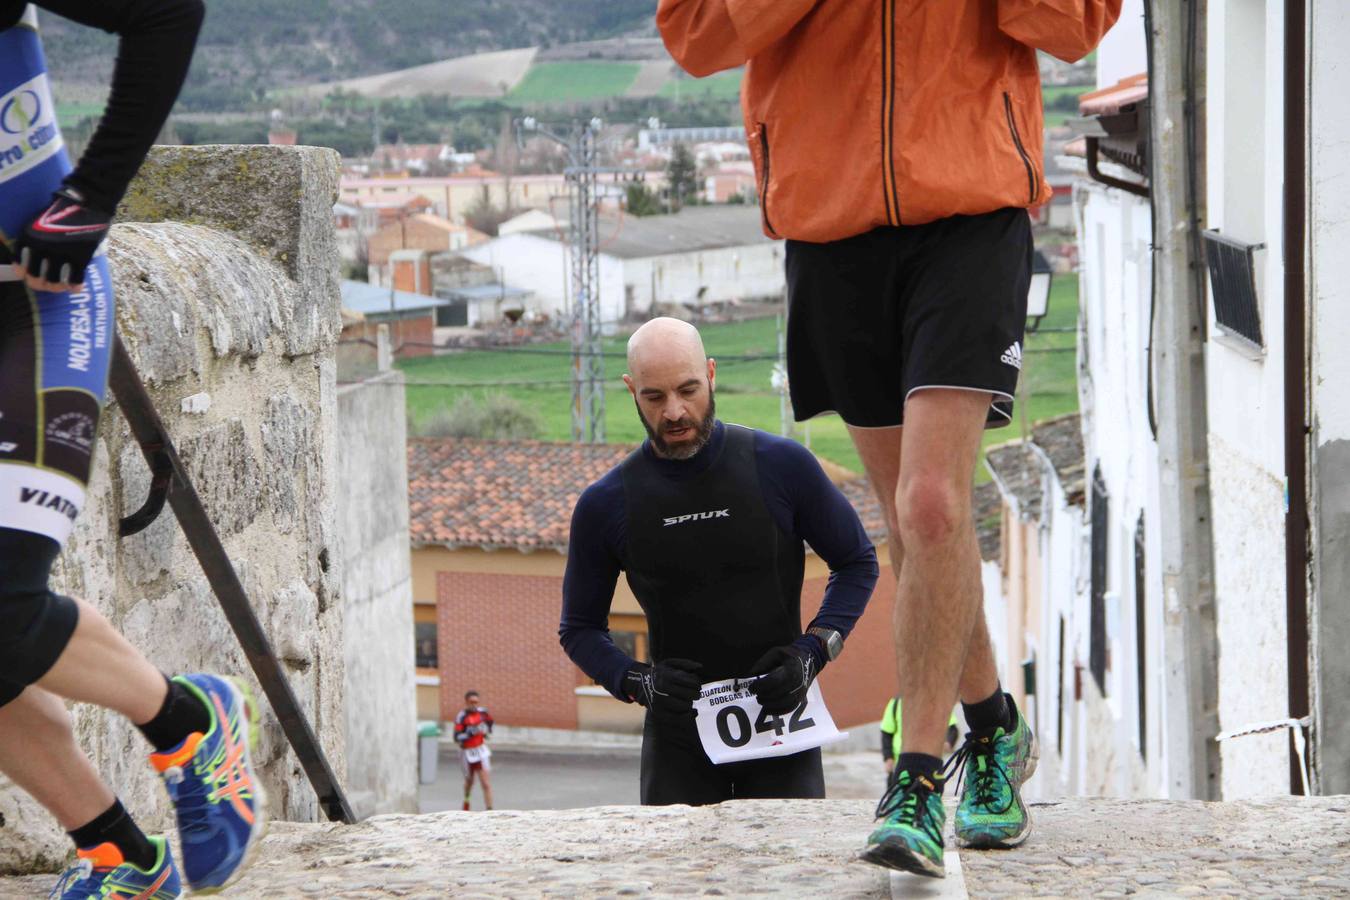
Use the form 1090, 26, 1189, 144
693, 677, 848, 764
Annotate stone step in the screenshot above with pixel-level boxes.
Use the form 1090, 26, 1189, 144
4, 796, 1347, 898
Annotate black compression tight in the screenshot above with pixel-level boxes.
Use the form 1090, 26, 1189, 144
0, 526, 78, 707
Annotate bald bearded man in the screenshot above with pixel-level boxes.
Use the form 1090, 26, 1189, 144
559, 318, 879, 805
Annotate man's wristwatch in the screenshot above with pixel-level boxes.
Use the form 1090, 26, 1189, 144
807, 626, 844, 662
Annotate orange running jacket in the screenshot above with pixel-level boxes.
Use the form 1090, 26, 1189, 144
656, 0, 1122, 242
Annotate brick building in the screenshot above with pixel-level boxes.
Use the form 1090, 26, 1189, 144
367, 213, 484, 287
339, 279, 447, 361
407, 435, 947, 734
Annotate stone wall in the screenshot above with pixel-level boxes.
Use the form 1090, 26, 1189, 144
337, 358, 417, 817
0, 145, 345, 874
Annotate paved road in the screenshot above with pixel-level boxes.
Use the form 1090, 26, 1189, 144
420, 749, 641, 812
419, 748, 885, 813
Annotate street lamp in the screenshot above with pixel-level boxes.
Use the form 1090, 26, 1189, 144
1025, 249, 1054, 332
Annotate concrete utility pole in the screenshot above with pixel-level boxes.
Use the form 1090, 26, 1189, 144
1147, 0, 1223, 800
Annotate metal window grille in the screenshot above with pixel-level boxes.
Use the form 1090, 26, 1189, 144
1089, 465, 1109, 695
1203, 229, 1265, 350
1134, 513, 1147, 761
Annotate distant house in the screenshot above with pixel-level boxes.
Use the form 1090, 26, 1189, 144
407, 436, 915, 733
497, 208, 559, 236
458, 206, 785, 328
981, 414, 1123, 799
366, 213, 484, 287
339, 279, 448, 360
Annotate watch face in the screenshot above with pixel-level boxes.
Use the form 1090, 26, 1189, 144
811, 627, 843, 660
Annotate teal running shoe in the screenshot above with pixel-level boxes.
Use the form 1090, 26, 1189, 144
49, 835, 182, 899
858, 769, 947, 877
953, 697, 1039, 849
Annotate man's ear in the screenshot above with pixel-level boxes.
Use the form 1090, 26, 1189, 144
623, 373, 637, 397
707, 357, 716, 391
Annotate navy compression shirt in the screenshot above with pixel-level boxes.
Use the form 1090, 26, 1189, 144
560, 421, 879, 700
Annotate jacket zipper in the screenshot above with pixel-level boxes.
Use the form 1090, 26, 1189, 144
1004, 92, 1039, 204
881, 0, 900, 224
757, 124, 778, 237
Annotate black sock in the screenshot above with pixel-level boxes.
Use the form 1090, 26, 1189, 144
896, 752, 945, 790
963, 687, 1013, 733
68, 800, 157, 871
137, 676, 211, 752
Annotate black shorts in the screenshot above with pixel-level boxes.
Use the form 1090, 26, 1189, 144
785, 207, 1032, 428
639, 714, 826, 806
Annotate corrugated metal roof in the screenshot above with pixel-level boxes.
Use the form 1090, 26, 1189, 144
340, 280, 447, 315
536, 205, 774, 259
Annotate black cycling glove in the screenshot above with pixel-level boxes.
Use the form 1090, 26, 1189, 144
623, 658, 704, 720
13, 187, 111, 287
747, 644, 819, 715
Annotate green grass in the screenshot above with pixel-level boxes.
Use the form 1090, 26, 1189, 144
658, 70, 743, 102
1042, 83, 1092, 128
507, 61, 641, 103
399, 275, 1081, 478
56, 102, 105, 129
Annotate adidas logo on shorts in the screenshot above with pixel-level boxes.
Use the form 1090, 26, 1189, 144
1000, 342, 1023, 370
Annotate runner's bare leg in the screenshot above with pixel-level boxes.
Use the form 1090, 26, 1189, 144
35, 599, 168, 724
0, 687, 116, 829
847, 389, 999, 757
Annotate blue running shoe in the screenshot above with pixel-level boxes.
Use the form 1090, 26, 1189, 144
149, 674, 267, 894
49, 836, 181, 899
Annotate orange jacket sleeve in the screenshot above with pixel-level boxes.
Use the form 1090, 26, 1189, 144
997, 0, 1123, 63
656, 0, 822, 77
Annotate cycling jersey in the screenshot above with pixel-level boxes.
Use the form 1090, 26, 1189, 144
0, 11, 113, 546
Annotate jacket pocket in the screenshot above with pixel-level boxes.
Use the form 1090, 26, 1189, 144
753, 122, 779, 237
1003, 92, 1040, 205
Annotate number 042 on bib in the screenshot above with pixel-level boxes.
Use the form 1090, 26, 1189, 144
693, 678, 849, 765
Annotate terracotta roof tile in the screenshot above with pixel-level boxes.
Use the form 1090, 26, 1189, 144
408, 438, 634, 552
409, 437, 913, 556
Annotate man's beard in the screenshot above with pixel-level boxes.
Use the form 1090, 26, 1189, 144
638, 390, 717, 460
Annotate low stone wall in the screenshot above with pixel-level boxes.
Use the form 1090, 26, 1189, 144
0, 145, 345, 874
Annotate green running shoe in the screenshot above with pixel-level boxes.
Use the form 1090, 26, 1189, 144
859, 769, 947, 878
953, 697, 1039, 849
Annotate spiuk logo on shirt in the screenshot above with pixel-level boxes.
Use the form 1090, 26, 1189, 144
663, 508, 731, 527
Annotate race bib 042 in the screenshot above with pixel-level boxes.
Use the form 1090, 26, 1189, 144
693, 677, 848, 765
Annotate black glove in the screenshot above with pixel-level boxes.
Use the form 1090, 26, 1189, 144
747, 645, 819, 715
13, 187, 111, 287
623, 658, 703, 721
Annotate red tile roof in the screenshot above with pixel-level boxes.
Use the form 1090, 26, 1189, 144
1078, 73, 1148, 117
408, 438, 635, 552
407, 436, 999, 560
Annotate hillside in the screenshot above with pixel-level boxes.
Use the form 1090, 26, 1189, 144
36, 0, 658, 110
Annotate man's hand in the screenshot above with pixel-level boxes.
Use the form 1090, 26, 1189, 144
746, 644, 818, 715
884, 757, 895, 774
12, 188, 111, 292
623, 658, 703, 720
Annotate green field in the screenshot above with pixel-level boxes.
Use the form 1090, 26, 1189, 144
659, 70, 744, 102
1042, 83, 1092, 128
508, 61, 642, 103
56, 102, 105, 129
399, 275, 1080, 478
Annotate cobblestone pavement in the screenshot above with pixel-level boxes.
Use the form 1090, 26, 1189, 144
2, 796, 1346, 898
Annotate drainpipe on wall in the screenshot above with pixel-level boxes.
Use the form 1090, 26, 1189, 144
1282, 0, 1311, 796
